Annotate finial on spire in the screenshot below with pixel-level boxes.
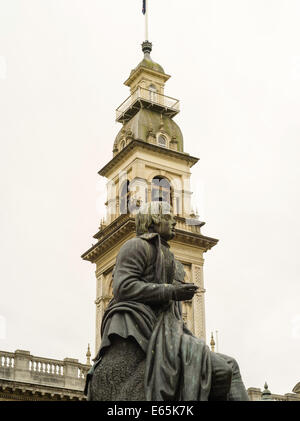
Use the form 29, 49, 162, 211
86, 343, 91, 366
210, 332, 215, 352
142, 40, 152, 55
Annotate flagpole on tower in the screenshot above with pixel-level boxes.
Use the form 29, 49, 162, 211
143, 0, 149, 41
145, 1, 149, 41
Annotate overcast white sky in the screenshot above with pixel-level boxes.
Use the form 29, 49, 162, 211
0, 0, 300, 396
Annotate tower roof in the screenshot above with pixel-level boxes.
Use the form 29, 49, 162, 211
133, 41, 165, 74
113, 109, 184, 152
125, 41, 170, 87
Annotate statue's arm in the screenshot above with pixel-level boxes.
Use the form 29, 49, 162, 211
113, 239, 174, 304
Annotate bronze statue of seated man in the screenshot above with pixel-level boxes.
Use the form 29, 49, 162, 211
85, 201, 249, 401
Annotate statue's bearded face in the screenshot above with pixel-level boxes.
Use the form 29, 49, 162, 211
152, 210, 176, 241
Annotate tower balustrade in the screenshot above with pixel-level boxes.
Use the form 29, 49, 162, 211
116, 87, 180, 122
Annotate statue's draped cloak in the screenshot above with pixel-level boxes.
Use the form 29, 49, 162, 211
92, 233, 212, 401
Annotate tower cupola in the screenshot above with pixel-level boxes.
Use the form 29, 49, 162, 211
133, 41, 165, 76
116, 42, 179, 123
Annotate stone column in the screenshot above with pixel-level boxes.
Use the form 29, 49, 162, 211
182, 176, 192, 218
95, 273, 104, 354
191, 263, 206, 341
128, 177, 147, 210
95, 271, 114, 353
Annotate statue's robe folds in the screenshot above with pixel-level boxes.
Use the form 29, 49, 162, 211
87, 233, 213, 401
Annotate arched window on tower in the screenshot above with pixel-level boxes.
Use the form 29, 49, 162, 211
157, 134, 167, 148
151, 176, 173, 206
120, 180, 130, 214
149, 84, 157, 103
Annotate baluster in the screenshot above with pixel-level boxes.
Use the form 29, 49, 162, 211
38, 362, 41, 372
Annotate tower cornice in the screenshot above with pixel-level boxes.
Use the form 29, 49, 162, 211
98, 138, 199, 178
81, 214, 218, 263
124, 66, 170, 87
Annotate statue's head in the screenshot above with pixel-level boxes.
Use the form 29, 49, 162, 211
135, 201, 176, 241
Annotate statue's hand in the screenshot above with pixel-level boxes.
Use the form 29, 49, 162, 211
172, 284, 198, 301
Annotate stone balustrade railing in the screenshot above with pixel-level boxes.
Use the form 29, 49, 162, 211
0, 349, 90, 392
0, 351, 15, 372
175, 219, 202, 234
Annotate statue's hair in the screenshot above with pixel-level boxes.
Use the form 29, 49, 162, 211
135, 201, 171, 236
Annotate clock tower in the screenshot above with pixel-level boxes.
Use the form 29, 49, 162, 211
82, 42, 218, 353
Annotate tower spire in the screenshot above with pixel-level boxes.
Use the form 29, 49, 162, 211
86, 343, 91, 366
142, 40, 152, 56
